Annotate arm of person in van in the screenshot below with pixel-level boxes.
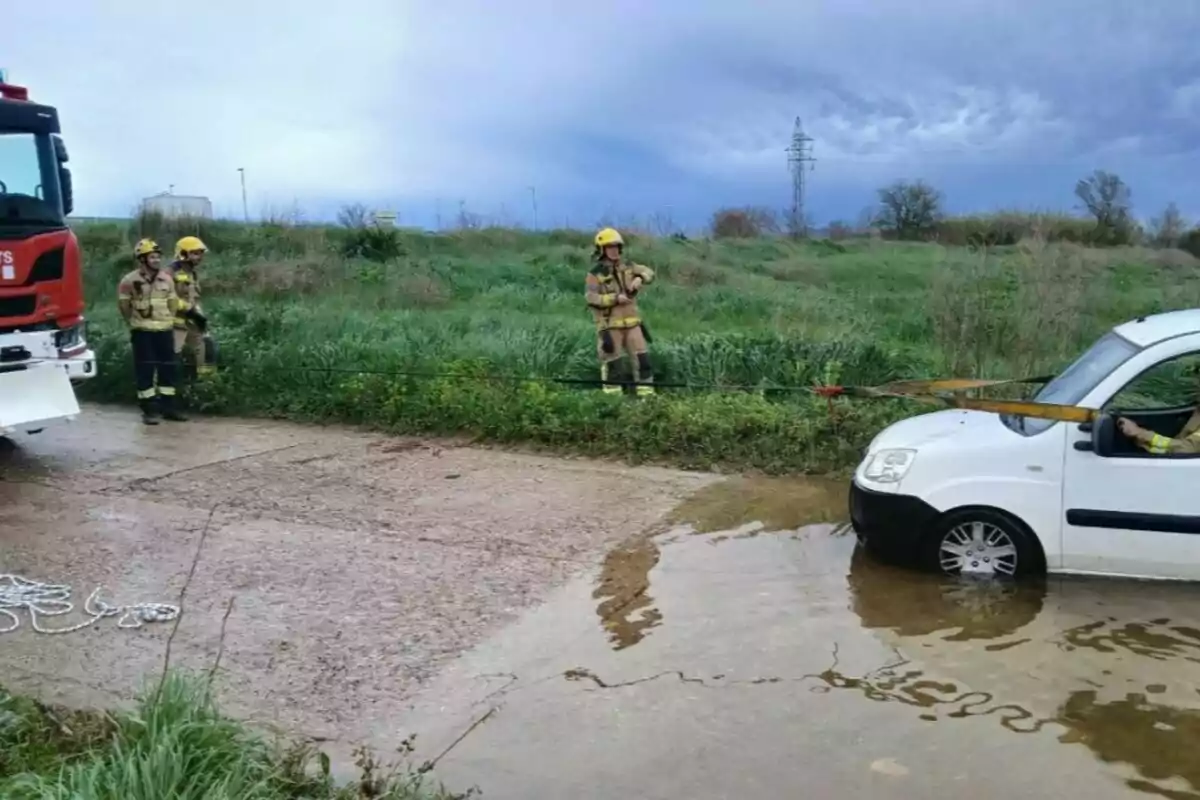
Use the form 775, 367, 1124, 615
1125, 413, 1200, 454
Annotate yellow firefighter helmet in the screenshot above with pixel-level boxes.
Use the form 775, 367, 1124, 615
594, 227, 624, 248
133, 238, 162, 258
175, 235, 208, 258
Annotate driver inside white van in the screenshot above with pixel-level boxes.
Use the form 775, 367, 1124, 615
1118, 412, 1200, 455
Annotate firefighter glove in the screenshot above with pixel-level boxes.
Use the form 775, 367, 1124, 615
600, 329, 615, 355
184, 309, 209, 332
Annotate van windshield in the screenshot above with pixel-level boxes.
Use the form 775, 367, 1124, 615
1007, 331, 1141, 435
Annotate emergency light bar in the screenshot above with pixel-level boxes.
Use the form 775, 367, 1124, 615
0, 69, 30, 101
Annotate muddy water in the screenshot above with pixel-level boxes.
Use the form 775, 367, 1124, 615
397, 477, 1200, 800
592, 476, 848, 651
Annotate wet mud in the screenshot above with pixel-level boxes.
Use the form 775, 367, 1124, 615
0, 406, 713, 748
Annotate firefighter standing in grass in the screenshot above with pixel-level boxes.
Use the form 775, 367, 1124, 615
170, 236, 213, 381
117, 239, 191, 425
585, 227, 656, 396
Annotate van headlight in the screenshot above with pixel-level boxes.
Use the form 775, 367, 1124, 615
863, 449, 916, 484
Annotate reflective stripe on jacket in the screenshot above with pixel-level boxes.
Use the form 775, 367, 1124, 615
118, 267, 179, 332
586, 260, 655, 331
1140, 410, 1200, 454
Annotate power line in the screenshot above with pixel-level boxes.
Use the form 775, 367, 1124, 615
786, 117, 816, 239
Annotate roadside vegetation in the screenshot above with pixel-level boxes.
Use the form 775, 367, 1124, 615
0, 672, 467, 799
73, 168, 1200, 474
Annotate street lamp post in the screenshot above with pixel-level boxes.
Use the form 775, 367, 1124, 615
528, 185, 538, 230
237, 167, 248, 222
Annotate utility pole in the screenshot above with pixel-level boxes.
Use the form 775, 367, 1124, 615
785, 117, 816, 239
237, 167, 249, 222
528, 186, 538, 230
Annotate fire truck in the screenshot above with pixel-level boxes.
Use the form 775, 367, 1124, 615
0, 73, 95, 437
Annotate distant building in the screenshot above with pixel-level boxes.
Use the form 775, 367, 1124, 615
140, 192, 213, 219
372, 210, 398, 228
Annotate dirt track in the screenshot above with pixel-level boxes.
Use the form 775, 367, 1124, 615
0, 406, 714, 746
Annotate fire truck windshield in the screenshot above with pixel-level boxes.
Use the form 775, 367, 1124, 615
0, 130, 64, 227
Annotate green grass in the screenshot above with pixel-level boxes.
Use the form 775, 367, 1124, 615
72, 214, 1200, 474
0, 672, 469, 799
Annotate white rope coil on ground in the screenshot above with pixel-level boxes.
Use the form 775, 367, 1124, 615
0, 574, 180, 635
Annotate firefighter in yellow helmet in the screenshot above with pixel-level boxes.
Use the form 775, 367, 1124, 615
585, 227, 656, 396
117, 239, 188, 424
170, 235, 212, 381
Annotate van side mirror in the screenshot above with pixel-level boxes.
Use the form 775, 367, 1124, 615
59, 167, 73, 217
1093, 413, 1116, 457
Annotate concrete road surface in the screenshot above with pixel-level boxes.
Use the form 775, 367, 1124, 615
4, 406, 1200, 799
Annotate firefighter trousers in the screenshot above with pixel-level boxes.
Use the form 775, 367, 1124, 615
131, 330, 178, 403
597, 325, 654, 396
174, 326, 211, 376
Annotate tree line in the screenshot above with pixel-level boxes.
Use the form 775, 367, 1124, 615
711, 170, 1200, 256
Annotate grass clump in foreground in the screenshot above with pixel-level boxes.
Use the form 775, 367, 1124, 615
0, 672, 472, 799
72, 214, 1200, 474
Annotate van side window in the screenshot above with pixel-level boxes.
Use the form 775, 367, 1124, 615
1108, 352, 1200, 411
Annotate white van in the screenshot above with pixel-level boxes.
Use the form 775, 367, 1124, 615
850, 309, 1200, 582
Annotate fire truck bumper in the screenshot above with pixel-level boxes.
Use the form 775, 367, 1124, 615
0, 363, 82, 435
64, 348, 97, 382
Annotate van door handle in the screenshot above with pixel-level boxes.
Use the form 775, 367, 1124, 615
1078, 421, 1093, 433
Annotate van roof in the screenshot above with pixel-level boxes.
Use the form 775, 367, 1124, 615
1113, 309, 1200, 348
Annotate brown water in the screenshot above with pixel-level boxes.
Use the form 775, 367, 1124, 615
396, 477, 1200, 800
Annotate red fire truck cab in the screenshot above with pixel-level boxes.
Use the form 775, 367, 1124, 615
0, 76, 95, 437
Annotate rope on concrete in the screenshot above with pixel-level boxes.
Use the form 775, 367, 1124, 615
0, 573, 179, 634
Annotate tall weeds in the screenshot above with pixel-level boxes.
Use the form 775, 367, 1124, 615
0, 672, 469, 799
72, 219, 1194, 473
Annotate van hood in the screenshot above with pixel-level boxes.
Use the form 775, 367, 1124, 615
868, 409, 1006, 452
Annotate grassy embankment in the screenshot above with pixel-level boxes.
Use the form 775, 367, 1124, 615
0, 672, 467, 799
73, 216, 1200, 474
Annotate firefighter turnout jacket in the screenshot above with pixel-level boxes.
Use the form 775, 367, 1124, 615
586, 261, 655, 331
1135, 410, 1200, 454
170, 260, 202, 329
118, 267, 180, 331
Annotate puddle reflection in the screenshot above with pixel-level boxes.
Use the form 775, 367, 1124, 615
584, 475, 1200, 796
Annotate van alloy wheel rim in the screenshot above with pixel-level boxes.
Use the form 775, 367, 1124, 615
939, 521, 1018, 577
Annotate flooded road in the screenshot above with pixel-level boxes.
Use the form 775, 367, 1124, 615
6, 409, 1200, 798
397, 480, 1200, 800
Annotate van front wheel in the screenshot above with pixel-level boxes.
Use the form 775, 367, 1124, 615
922, 509, 1042, 579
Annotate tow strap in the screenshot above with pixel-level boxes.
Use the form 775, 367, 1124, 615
815, 375, 1102, 425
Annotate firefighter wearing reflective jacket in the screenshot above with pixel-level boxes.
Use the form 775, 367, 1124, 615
1119, 412, 1200, 454
170, 236, 213, 379
585, 227, 656, 396
117, 239, 191, 424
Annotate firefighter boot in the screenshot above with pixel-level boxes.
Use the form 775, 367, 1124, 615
160, 394, 188, 422
140, 400, 160, 426
635, 353, 656, 398
600, 361, 623, 395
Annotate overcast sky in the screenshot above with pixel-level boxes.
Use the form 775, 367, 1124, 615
9, 1, 1200, 229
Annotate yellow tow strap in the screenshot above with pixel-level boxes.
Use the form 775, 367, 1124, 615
820, 375, 1102, 425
